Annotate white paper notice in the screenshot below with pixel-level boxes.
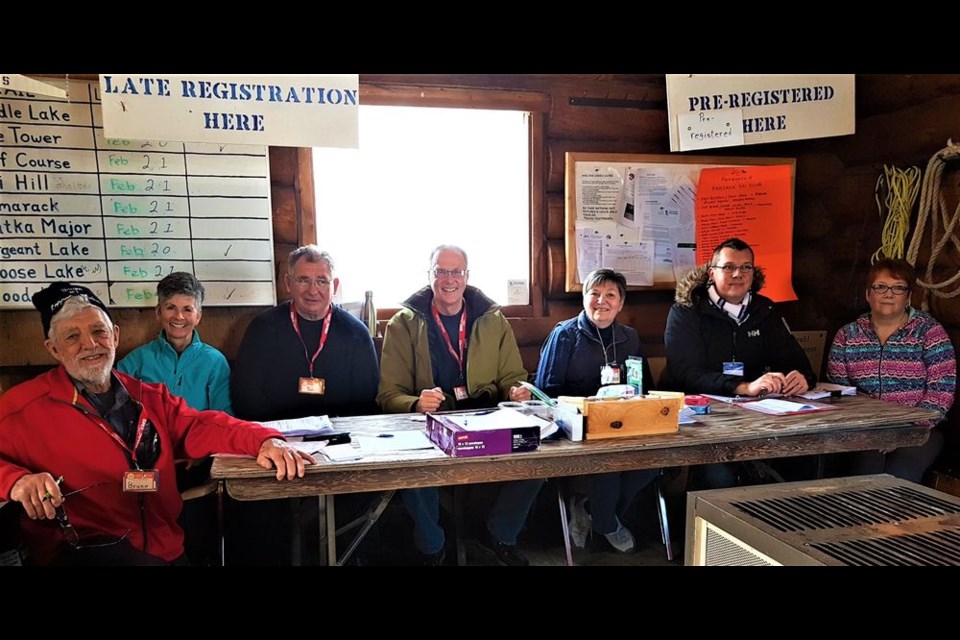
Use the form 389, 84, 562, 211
576, 221, 617, 282
603, 241, 654, 286
673, 246, 698, 282
668, 176, 698, 244
633, 169, 671, 234
653, 242, 675, 285
614, 225, 639, 243
635, 174, 697, 247
616, 168, 640, 229
576, 164, 623, 220
677, 108, 745, 152
507, 279, 529, 305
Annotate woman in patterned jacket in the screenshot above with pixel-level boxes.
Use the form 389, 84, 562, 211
827, 258, 956, 482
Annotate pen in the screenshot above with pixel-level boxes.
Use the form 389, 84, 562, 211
41, 475, 64, 502
378, 433, 395, 438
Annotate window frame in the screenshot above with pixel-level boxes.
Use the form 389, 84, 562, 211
300, 82, 549, 319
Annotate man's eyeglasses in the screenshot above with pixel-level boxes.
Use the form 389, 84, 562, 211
292, 277, 332, 289
711, 264, 755, 275
430, 268, 468, 279
54, 481, 131, 550
869, 283, 910, 295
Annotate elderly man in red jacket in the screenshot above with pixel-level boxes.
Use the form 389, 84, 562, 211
0, 282, 315, 566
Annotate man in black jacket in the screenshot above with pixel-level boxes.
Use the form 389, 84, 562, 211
662, 237, 816, 488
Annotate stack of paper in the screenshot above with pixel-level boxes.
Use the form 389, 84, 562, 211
260, 415, 334, 437
738, 398, 838, 416
318, 442, 364, 462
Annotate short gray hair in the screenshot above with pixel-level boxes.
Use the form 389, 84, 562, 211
429, 244, 468, 268
48, 296, 113, 339
583, 268, 627, 300
157, 272, 205, 310
289, 245, 335, 272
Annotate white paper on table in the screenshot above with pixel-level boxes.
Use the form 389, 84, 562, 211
352, 431, 437, 453
738, 399, 836, 416
318, 442, 364, 462
260, 415, 334, 436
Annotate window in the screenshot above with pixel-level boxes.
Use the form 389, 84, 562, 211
313, 104, 530, 309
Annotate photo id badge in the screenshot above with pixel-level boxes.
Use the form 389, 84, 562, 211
600, 364, 622, 385
123, 469, 159, 492
454, 385, 469, 401
723, 361, 745, 377
299, 377, 325, 395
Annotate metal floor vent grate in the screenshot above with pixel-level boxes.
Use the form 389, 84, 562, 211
732, 486, 960, 533
688, 475, 960, 566
811, 528, 960, 566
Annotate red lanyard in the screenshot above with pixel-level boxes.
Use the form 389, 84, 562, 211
83, 407, 148, 469
72, 385, 148, 468
290, 304, 333, 378
431, 304, 467, 376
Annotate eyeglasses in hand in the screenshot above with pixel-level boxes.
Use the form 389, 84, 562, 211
430, 268, 468, 279
54, 481, 131, 550
711, 264, 755, 274
293, 277, 332, 289
869, 283, 910, 295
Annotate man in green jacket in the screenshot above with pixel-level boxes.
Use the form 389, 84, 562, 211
378, 245, 541, 565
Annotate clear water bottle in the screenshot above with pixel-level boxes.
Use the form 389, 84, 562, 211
360, 290, 377, 337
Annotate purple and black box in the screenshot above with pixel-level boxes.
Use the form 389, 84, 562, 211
426, 410, 541, 458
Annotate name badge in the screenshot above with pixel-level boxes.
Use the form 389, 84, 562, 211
123, 469, 159, 492
600, 364, 622, 385
723, 361, 745, 377
454, 385, 469, 401
299, 377, 325, 395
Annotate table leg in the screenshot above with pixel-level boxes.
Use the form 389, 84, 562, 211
216, 480, 225, 567
325, 495, 336, 566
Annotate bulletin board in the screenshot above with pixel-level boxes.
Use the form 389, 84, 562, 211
0, 79, 276, 309
565, 152, 796, 297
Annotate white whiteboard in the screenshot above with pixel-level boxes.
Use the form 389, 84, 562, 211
0, 79, 276, 308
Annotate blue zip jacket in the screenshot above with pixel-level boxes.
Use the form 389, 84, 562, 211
118, 329, 233, 414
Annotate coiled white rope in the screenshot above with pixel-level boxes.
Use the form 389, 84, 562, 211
906, 139, 960, 310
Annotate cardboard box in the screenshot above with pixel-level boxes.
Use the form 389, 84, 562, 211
555, 396, 682, 441
425, 408, 541, 457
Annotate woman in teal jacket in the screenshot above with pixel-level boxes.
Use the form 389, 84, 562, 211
118, 272, 232, 414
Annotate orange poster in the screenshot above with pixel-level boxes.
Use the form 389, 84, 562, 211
694, 165, 796, 302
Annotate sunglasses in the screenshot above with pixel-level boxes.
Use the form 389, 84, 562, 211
54, 481, 131, 550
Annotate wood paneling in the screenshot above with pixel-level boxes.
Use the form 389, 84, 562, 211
546, 194, 565, 240
855, 74, 960, 118
833, 95, 960, 166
